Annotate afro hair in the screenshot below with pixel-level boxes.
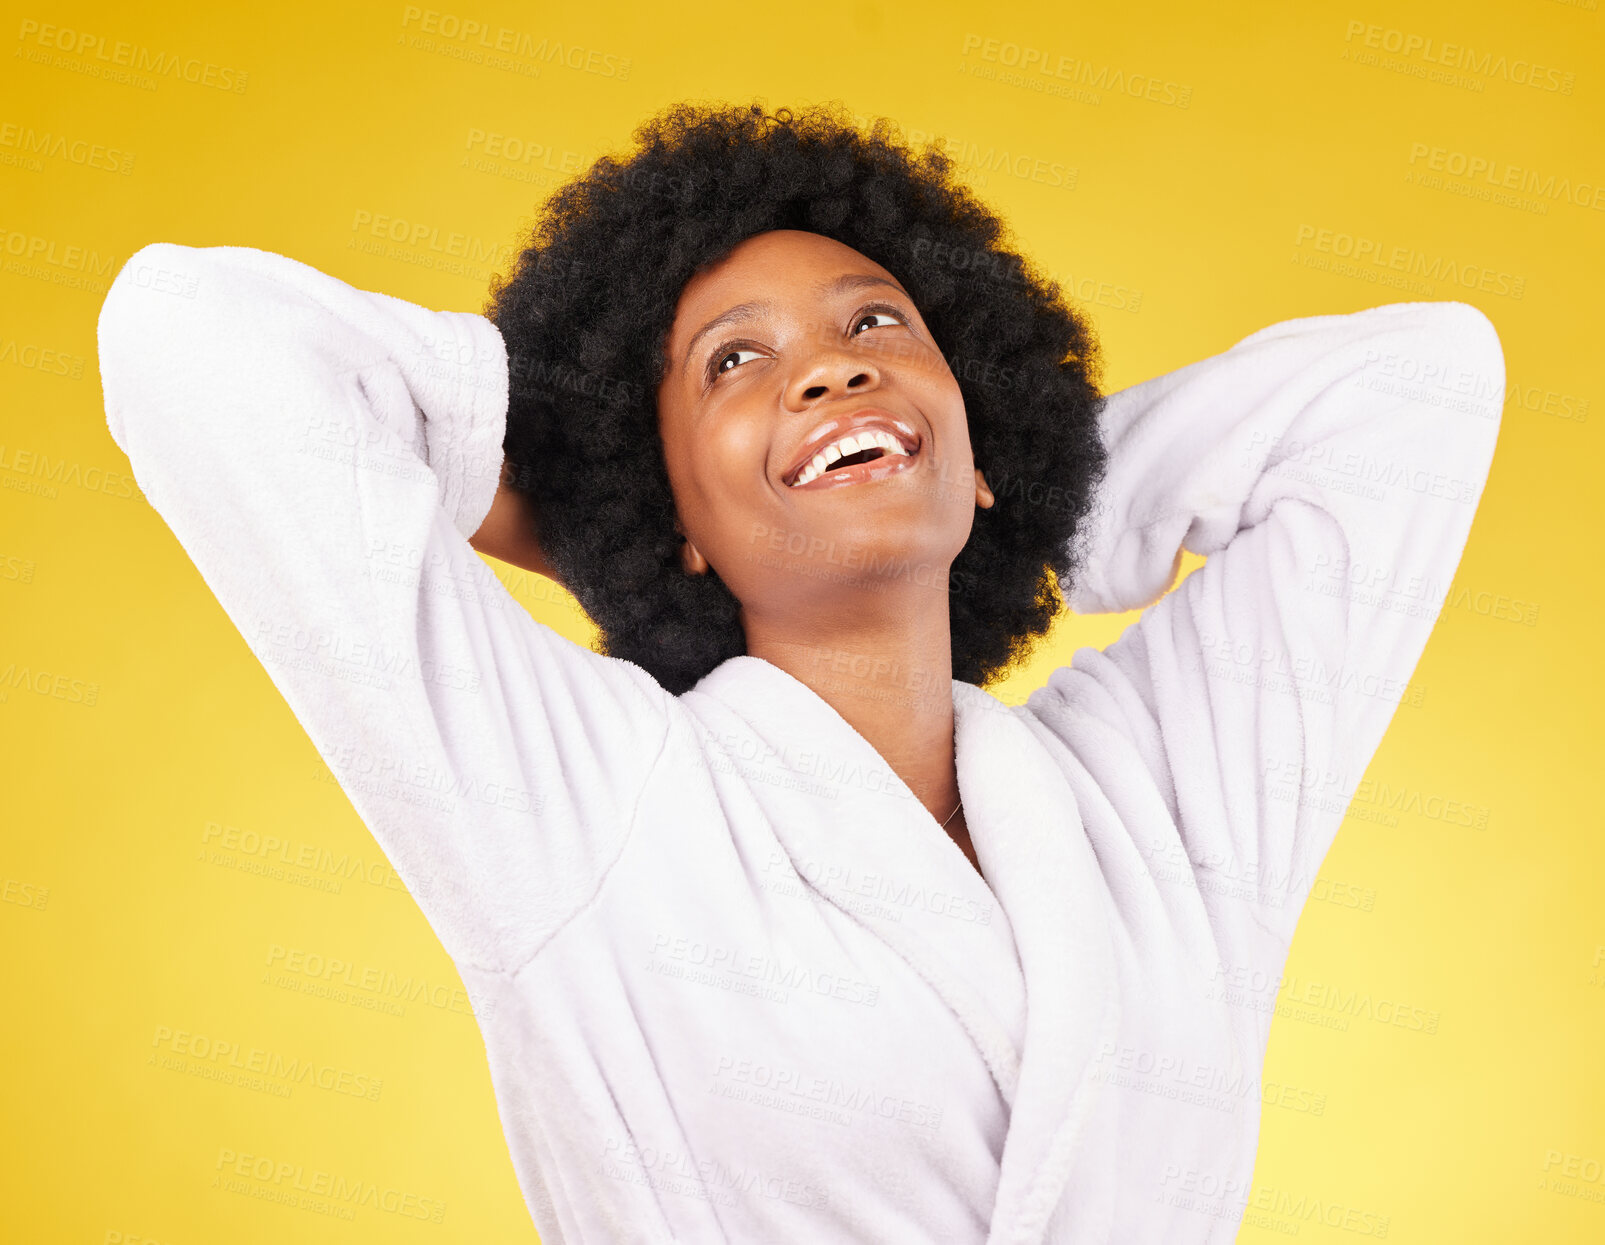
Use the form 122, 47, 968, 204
485, 100, 1109, 696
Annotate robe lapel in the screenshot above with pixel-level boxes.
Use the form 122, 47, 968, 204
690, 659, 1121, 1242
689, 657, 1027, 1103
955, 683, 1122, 1245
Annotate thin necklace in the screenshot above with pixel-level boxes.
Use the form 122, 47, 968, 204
940, 799, 962, 828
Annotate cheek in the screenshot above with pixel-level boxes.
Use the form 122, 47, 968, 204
673, 406, 774, 543
699, 395, 772, 489
943, 379, 970, 438
928, 375, 973, 456
902, 346, 967, 433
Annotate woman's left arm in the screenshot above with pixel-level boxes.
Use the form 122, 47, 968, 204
1032, 300, 1505, 951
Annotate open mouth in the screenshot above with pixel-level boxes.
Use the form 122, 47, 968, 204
784, 416, 923, 489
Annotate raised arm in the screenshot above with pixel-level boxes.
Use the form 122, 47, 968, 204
98, 243, 672, 974
469, 452, 562, 581
1029, 300, 1505, 957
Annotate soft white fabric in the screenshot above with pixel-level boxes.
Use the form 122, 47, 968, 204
97, 242, 1504, 1244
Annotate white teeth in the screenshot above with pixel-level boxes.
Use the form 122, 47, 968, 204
789, 428, 914, 487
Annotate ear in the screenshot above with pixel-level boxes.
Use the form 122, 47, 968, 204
672, 514, 709, 575
679, 536, 709, 576
974, 467, 995, 510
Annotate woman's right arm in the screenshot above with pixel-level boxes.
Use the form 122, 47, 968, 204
98, 242, 673, 975
469, 453, 562, 582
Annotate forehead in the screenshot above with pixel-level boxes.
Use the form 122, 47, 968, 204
669, 230, 898, 330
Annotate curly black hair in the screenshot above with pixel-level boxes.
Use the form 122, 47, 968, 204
485, 100, 1108, 696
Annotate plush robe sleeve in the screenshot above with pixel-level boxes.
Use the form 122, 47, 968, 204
1036, 300, 1505, 952
97, 243, 674, 974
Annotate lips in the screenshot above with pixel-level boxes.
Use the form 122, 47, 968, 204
782, 409, 923, 489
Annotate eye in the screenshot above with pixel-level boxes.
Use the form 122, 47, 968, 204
852, 305, 907, 334
701, 303, 910, 387
706, 344, 764, 384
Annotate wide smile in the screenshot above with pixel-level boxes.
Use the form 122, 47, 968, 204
782, 410, 924, 491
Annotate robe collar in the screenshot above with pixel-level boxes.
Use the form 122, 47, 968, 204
691, 655, 1122, 1243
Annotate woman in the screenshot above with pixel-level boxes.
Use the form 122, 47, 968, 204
97, 102, 1504, 1243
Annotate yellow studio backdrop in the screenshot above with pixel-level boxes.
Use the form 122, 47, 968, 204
1, 0, 1600, 1240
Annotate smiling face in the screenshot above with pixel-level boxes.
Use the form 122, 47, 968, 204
656, 229, 992, 636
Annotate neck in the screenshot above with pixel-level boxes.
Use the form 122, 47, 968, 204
741, 585, 959, 823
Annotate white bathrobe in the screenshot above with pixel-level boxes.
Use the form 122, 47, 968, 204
96, 242, 1504, 1244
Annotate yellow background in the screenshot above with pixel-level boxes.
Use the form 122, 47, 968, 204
2, 0, 1601, 1240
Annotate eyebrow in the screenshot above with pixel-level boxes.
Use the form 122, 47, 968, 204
679, 271, 910, 374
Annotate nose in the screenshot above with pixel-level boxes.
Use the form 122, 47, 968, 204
783, 335, 882, 407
